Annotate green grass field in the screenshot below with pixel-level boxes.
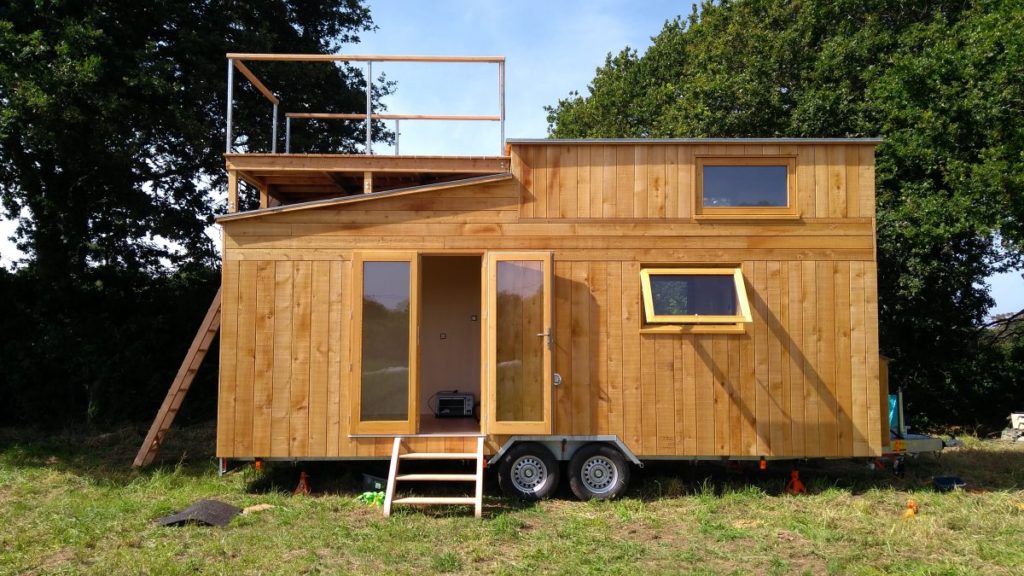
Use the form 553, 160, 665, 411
2, 424, 1023, 575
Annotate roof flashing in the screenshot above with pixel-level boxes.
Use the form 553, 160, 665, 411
506, 137, 883, 145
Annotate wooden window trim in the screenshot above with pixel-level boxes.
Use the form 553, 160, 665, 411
350, 251, 419, 435
640, 268, 753, 328
639, 324, 747, 335
694, 156, 799, 219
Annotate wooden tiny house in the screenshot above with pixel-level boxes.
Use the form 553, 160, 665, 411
204, 54, 888, 508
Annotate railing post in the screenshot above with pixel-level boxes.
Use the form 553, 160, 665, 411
271, 102, 278, 153
225, 59, 234, 153
285, 117, 291, 153
395, 119, 400, 156
365, 61, 373, 155
498, 60, 505, 155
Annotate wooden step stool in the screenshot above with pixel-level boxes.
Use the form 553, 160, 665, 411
384, 436, 485, 518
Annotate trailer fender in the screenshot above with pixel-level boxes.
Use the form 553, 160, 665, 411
488, 435, 642, 468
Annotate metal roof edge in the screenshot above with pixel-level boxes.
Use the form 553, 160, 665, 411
216, 172, 513, 223
506, 137, 884, 145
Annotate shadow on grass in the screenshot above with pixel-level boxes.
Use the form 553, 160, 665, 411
0, 421, 218, 486
4, 422, 1023, 506
626, 443, 1024, 500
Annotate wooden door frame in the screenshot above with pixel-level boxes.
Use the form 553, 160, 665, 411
350, 251, 419, 435
484, 251, 554, 435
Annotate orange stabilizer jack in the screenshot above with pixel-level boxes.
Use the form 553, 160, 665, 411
785, 469, 807, 495
294, 471, 311, 496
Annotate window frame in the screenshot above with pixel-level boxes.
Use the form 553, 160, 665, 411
640, 267, 753, 327
695, 156, 799, 219
350, 251, 420, 435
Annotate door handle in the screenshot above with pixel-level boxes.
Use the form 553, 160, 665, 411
536, 328, 552, 350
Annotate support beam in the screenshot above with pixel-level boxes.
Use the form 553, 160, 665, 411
285, 117, 291, 153
225, 60, 234, 153
224, 154, 510, 174
232, 60, 280, 105
363, 171, 373, 194
286, 113, 500, 121
271, 103, 278, 153
499, 60, 505, 155
227, 170, 239, 212
227, 53, 505, 63
365, 61, 372, 155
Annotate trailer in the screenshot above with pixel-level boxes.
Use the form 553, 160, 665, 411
146, 53, 893, 516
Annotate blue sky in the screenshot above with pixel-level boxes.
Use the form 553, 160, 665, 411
354, 0, 686, 155
1, 0, 1021, 315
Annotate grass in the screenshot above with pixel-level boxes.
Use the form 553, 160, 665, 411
2, 424, 1023, 575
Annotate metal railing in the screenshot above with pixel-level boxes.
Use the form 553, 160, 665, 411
225, 53, 506, 156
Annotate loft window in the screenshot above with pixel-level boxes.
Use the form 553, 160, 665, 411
696, 157, 797, 217
640, 268, 752, 326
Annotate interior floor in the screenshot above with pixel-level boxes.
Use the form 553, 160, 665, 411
419, 255, 482, 434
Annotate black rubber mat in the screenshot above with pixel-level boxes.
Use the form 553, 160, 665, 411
154, 499, 241, 527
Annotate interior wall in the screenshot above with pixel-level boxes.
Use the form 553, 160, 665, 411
419, 256, 482, 416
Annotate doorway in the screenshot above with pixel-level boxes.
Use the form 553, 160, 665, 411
418, 255, 482, 434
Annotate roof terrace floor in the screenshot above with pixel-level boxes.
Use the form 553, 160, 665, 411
225, 153, 510, 203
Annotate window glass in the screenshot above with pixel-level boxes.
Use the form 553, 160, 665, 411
360, 261, 410, 421
640, 268, 752, 325
649, 274, 737, 316
494, 260, 544, 423
702, 165, 788, 208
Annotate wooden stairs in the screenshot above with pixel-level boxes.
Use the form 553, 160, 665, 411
384, 436, 486, 518
133, 289, 222, 467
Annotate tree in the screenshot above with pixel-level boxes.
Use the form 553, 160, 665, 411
547, 0, 1024, 429
0, 0, 391, 426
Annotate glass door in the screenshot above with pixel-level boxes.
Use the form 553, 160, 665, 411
485, 252, 553, 435
351, 252, 418, 434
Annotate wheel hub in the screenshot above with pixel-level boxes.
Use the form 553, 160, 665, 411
581, 456, 618, 494
510, 455, 548, 493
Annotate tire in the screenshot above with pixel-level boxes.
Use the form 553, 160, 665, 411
497, 442, 561, 501
568, 443, 630, 500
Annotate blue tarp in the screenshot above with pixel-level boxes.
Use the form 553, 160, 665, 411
889, 394, 898, 429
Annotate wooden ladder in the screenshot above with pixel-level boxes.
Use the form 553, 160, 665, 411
133, 288, 222, 468
383, 436, 486, 518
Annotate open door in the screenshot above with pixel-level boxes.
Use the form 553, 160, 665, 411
485, 252, 553, 435
352, 252, 419, 434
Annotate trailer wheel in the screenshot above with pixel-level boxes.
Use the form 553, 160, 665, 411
498, 442, 560, 501
568, 443, 630, 500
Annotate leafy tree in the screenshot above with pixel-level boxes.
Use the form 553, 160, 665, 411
547, 0, 1024, 429
0, 0, 391, 426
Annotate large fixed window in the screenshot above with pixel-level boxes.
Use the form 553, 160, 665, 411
696, 157, 797, 218
360, 261, 411, 422
351, 252, 419, 434
640, 268, 752, 329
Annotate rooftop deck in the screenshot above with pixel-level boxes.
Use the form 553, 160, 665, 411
224, 53, 508, 211
226, 153, 509, 206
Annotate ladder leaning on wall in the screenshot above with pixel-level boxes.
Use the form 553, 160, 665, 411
133, 289, 222, 468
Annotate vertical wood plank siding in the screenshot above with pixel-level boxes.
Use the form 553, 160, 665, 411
218, 142, 882, 459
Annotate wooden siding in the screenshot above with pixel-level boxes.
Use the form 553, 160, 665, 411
513, 143, 875, 220
217, 142, 882, 459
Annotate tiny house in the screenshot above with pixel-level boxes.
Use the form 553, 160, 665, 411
212, 54, 889, 513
